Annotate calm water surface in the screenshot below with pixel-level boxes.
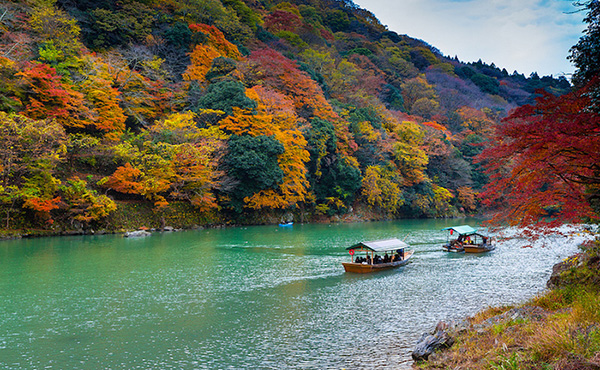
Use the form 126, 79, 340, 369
0, 219, 588, 369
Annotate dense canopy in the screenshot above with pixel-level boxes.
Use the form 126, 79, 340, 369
0, 0, 587, 231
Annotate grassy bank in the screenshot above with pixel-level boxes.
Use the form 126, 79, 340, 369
415, 239, 600, 370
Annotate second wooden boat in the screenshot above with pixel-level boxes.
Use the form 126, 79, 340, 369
441, 225, 494, 253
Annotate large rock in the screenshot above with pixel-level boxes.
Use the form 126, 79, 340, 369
547, 257, 575, 289
412, 321, 456, 362
124, 230, 151, 238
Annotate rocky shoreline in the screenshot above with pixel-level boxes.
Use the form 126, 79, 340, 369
411, 238, 600, 369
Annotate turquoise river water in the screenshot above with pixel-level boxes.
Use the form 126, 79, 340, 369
0, 219, 589, 369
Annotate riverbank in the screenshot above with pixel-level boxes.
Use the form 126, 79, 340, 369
0, 200, 478, 240
413, 237, 600, 369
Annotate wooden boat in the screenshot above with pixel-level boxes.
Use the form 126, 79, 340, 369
441, 225, 494, 253
342, 238, 414, 273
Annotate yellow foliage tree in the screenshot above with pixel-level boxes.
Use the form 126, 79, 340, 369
392, 121, 429, 186
412, 184, 454, 217
28, 5, 84, 57
103, 112, 227, 211
361, 166, 404, 213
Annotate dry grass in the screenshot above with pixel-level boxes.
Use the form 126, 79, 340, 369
416, 287, 600, 370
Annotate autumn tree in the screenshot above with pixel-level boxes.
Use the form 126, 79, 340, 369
222, 134, 285, 212
100, 50, 167, 127
59, 177, 117, 226
456, 106, 495, 136
391, 121, 429, 186
0, 112, 66, 226
104, 111, 227, 211
77, 55, 126, 139
28, 5, 84, 57
183, 23, 241, 84
264, 10, 302, 33
241, 86, 311, 210
478, 2, 600, 227
478, 87, 600, 226
400, 75, 437, 115
361, 165, 404, 214
17, 62, 89, 129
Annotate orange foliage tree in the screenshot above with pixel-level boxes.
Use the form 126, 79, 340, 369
242, 86, 310, 209
77, 55, 126, 139
183, 23, 242, 83
242, 48, 357, 160
17, 62, 89, 129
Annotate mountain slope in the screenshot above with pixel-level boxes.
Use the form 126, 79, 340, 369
0, 0, 571, 230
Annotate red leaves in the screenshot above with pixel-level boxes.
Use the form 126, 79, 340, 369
478, 83, 600, 226
23, 196, 61, 213
103, 163, 144, 195
264, 10, 301, 33
17, 62, 88, 128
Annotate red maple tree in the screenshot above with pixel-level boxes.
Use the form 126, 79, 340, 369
477, 80, 600, 227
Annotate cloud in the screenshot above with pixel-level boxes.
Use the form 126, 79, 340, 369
353, 0, 585, 76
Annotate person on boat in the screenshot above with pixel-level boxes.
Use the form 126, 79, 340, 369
384, 253, 390, 263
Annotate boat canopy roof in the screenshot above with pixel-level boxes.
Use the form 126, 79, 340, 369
347, 238, 409, 252
441, 225, 477, 235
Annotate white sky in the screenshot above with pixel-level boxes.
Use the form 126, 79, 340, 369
352, 0, 586, 78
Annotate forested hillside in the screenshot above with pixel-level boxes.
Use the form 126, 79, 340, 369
0, 0, 572, 231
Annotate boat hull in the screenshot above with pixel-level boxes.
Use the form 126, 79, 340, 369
442, 244, 464, 253
463, 244, 495, 253
342, 251, 414, 273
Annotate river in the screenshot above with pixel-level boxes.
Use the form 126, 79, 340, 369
0, 219, 591, 369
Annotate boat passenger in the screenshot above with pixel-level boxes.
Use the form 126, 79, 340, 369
384, 253, 390, 263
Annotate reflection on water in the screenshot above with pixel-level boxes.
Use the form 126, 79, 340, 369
0, 219, 593, 369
